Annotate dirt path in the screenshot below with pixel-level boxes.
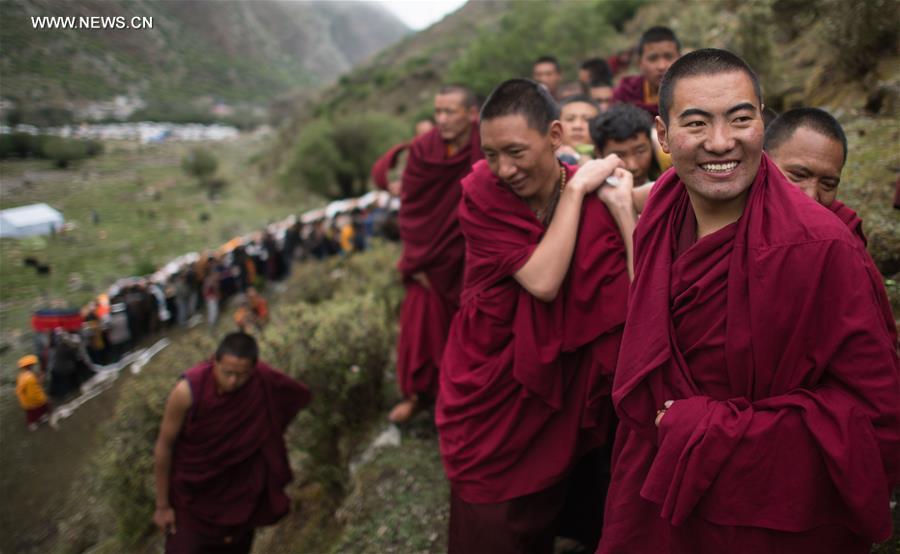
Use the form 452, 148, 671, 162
0, 375, 122, 553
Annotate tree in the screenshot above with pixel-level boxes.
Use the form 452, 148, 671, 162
181, 147, 219, 182
285, 113, 406, 199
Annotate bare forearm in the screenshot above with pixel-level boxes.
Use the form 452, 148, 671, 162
514, 186, 586, 301
608, 204, 636, 281
153, 442, 173, 509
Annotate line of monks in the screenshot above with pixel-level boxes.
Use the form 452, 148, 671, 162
386, 28, 899, 554
150, 26, 899, 554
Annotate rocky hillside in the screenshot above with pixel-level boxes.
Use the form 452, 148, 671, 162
0, 0, 409, 121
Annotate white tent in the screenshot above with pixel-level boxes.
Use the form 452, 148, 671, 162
0, 203, 64, 238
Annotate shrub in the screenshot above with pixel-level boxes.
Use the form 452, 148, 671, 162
284, 113, 407, 199
181, 147, 218, 182
260, 292, 396, 497
41, 136, 90, 168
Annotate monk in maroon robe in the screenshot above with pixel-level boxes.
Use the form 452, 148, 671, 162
765, 107, 897, 343
437, 79, 637, 553
599, 49, 900, 554
370, 119, 435, 196
613, 26, 680, 117
153, 333, 310, 554
389, 86, 482, 423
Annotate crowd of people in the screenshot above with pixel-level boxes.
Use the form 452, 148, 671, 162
18, 22, 897, 554
14, 186, 401, 430
366, 24, 899, 554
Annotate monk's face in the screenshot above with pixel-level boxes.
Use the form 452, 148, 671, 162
639, 40, 679, 92
434, 92, 475, 146
213, 354, 255, 394
532, 62, 561, 96
481, 114, 562, 203
657, 70, 764, 212
768, 126, 844, 207
560, 101, 599, 147
600, 133, 653, 185
414, 119, 435, 137
589, 85, 614, 113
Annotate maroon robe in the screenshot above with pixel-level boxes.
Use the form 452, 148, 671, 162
613, 75, 658, 117
395, 124, 482, 398
599, 155, 900, 554
371, 142, 410, 191
170, 360, 311, 537
828, 200, 898, 344
437, 160, 629, 505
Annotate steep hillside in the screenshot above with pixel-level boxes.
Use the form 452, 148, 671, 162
0, 0, 409, 120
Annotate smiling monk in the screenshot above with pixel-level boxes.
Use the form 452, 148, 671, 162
437, 79, 636, 554
599, 49, 900, 554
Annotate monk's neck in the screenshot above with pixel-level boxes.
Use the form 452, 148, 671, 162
445, 125, 472, 157
687, 188, 749, 239
527, 164, 564, 213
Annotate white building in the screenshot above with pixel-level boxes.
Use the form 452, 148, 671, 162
0, 203, 64, 238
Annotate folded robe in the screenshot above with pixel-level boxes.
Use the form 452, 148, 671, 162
170, 360, 311, 536
599, 154, 900, 554
828, 199, 897, 345
395, 125, 483, 397
437, 160, 629, 504
371, 142, 410, 191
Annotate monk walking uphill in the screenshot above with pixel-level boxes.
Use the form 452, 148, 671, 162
153, 332, 311, 554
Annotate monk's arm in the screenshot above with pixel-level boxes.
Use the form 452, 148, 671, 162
153, 379, 192, 533
515, 155, 623, 301
632, 182, 654, 214
598, 167, 637, 281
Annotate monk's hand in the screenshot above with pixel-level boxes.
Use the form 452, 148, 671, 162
567, 154, 624, 196
154, 506, 177, 534
412, 271, 431, 290
655, 400, 674, 427
597, 167, 635, 212
388, 180, 402, 197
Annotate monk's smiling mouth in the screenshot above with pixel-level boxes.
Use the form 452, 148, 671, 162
699, 161, 739, 173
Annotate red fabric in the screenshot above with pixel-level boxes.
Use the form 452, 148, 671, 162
437, 160, 629, 504
24, 403, 49, 425
370, 142, 410, 191
829, 200, 897, 344
828, 200, 866, 246
599, 155, 900, 553
395, 124, 482, 398
170, 360, 311, 536
613, 75, 658, 117
31, 310, 83, 332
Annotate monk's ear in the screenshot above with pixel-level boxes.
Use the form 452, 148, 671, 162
655, 115, 671, 154
548, 120, 564, 150
468, 106, 479, 121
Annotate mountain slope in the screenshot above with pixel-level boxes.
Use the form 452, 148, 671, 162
0, 0, 409, 111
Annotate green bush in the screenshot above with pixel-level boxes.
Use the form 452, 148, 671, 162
284, 113, 407, 199
181, 147, 219, 182
817, 0, 899, 77
41, 136, 90, 168
260, 292, 396, 497
96, 371, 174, 546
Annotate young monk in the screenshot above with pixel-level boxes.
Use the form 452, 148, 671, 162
765, 107, 897, 342
599, 48, 900, 554
390, 85, 483, 423
557, 95, 601, 165
591, 103, 660, 186
613, 26, 681, 117
436, 78, 636, 554
153, 332, 310, 554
